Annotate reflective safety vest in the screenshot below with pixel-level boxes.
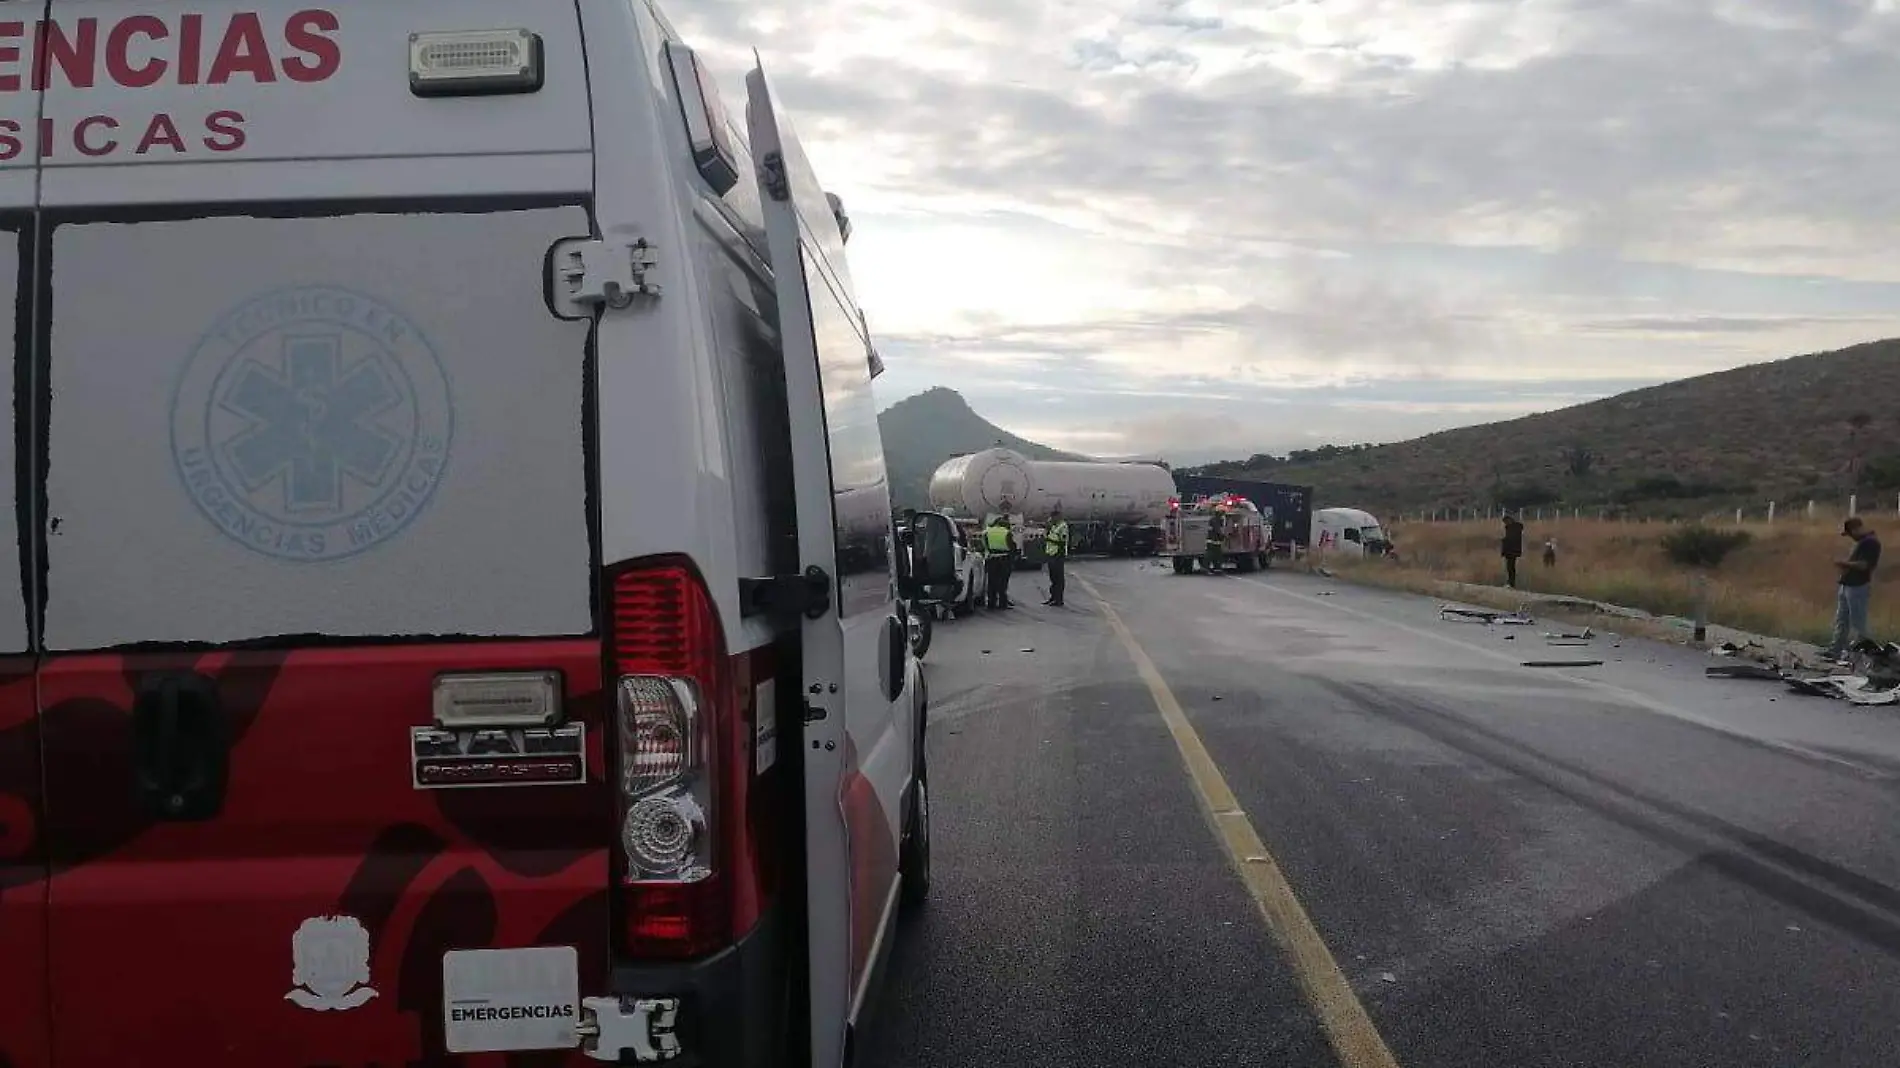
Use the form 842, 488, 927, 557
1046, 519, 1070, 557
985, 525, 1012, 554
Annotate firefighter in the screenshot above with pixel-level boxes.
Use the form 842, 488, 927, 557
1044, 504, 1070, 607
983, 514, 1017, 609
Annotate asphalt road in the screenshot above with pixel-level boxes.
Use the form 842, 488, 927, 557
857, 557, 1900, 1068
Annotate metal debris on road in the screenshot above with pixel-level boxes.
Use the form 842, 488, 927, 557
1710, 640, 1900, 706
1789, 675, 1900, 706
1706, 664, 1782, 681
1439, 605, 1535, 626
1544, 627, 1595, 640
1523, 659, 1604, 668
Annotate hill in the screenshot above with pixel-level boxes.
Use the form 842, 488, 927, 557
878, 387, 1086, 509
1187, 337, 1900, 518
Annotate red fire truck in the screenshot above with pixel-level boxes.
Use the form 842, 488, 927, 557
1165, 494, 1272, 574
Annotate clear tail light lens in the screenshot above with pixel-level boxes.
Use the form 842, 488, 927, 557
623, 792, 709, 880
618, 677, 697, 797
614, 675, 712, 882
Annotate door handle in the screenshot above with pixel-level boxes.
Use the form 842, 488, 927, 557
131, 673, 229, 822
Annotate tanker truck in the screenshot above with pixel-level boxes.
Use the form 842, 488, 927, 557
927, 448, 1174, 561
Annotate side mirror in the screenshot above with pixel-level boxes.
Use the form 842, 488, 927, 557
910, 513, 961, 589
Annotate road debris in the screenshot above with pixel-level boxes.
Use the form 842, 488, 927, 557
1789, 675, 1900, 706
1544, 627, 1595, 640
1706, 663, 1782, 681
1707, 640, 1900, 706
1439, 605, 1535, 626
1523, 659, 1604, 668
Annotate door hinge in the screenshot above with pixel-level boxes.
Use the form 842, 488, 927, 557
551, 236, 661, 314
740, 565, 831, 620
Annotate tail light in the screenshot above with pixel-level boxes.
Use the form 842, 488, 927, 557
609, 559, 735, 960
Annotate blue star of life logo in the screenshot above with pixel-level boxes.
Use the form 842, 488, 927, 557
171, 286, 453, 562
222, 335, 403, 515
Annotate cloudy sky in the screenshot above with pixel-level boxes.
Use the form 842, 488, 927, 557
673, 0, 1900, 463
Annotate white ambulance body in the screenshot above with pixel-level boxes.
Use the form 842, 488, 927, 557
0, 3, 948, 1066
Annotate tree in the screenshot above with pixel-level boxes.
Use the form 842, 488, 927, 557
1661, 523, 1752, 644
1561, 443, 1596, 478
1661, 525, 1751, 569
1493, 481, 1560, 511
1862, 453, 1900, 490
1847, 412, 1874, 484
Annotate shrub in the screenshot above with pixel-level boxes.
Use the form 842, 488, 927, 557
1660, 524, 1751, 570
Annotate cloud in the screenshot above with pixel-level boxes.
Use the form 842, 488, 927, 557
667, 0, 1900, 458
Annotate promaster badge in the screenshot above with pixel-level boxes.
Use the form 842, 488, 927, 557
410, 723, 586, 789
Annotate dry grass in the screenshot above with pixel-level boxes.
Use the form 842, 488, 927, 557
1319, 517, 1898, 646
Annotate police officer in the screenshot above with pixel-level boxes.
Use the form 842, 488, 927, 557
1043, 504, 1070, 606
983, 514, 1017, 609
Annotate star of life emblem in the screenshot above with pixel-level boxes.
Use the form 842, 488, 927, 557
171, 285, 452, 562
287, 915, 380, 1011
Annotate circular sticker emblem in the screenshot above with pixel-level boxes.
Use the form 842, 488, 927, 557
171, 286, 453, 562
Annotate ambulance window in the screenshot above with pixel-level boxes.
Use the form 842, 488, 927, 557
1344, 528, 1362, 543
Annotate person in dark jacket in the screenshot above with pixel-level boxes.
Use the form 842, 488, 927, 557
1501, 513, 1525, 588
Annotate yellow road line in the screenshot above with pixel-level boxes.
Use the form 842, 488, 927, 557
1077, 576, 1401, 1068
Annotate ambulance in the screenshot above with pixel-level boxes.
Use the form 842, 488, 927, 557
0, 2, 953, 1066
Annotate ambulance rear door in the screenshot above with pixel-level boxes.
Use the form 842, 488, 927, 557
32, 4, 606, 1066
746, 63, 911, 1068
0, 15, 46, 1064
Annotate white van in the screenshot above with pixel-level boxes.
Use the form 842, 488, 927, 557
1311, 507, 1392, 558
0, 3, 951, 1066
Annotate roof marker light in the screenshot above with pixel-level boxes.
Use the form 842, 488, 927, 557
410, 29, 544, 97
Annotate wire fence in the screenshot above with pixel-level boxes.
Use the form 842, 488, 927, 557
1398, 493, 1900, 526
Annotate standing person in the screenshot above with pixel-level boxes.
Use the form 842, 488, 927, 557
1542, 536, 1558, 569
1044, 504, 1070, 606
983, 514, 1017, 609
1501, 513, 1524, 588
1826, 516, 1882, 663
1205, 507, 1227, 573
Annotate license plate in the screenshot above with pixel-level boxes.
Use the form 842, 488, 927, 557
442, 946, 580, 1054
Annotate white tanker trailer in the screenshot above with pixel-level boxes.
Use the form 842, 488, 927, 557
927, 448, 1172, 556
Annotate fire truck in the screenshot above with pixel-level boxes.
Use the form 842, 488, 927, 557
1166, 494, 1273, 574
